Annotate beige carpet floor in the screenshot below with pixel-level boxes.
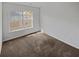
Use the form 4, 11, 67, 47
0, 32, 79, 57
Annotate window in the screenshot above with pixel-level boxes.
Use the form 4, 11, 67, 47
9, 10, 33, 32
23, 10, 33, 28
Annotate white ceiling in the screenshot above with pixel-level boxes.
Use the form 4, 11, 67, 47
15, 2, 79, 8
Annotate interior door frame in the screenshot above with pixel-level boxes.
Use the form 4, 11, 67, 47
0, 2, 2, 54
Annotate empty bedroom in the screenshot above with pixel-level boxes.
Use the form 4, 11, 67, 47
0, 2, 79, 57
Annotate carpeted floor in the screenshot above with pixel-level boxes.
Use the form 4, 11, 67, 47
0, 32, 79, 57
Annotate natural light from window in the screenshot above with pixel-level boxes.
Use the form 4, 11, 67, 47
9, 10, 33, 32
